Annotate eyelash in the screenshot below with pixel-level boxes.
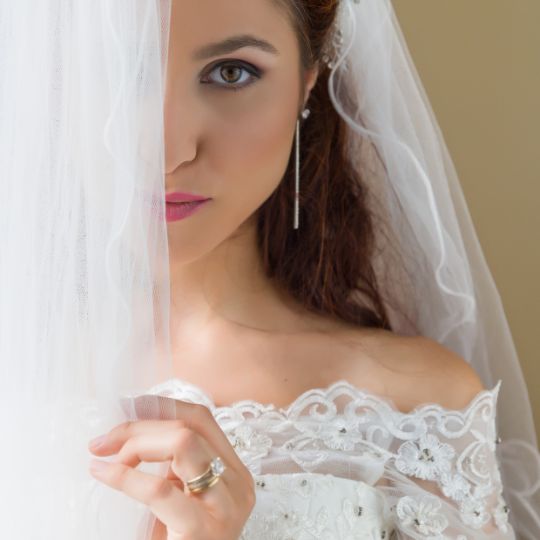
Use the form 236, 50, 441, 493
200, 60, 262, 91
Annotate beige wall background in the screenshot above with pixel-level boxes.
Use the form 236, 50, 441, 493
392, 0, 539, 446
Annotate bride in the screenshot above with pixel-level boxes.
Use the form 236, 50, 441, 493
1, 0, 538, 539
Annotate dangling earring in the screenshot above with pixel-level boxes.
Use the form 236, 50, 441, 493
294, 107, 311, 230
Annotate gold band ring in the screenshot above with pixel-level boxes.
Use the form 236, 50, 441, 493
186, 456, 226, 494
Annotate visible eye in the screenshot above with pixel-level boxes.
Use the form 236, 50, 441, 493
200, 60, 262, 91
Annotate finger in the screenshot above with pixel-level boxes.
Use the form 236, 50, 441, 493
89, 460, 202, 536
151, 395, 248, 475
90, 400, 245, 475
113, 428, 236, 516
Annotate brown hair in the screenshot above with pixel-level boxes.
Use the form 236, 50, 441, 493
255, 0, 395, 330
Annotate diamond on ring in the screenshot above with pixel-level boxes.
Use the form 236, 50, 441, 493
186, 456, 226, 494
211, 456, 225, 476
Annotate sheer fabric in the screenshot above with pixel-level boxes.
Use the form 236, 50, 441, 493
125, 377, 514, 539
0, 1, 173, 538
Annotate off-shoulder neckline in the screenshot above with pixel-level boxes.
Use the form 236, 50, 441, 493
145, 377, 502, 418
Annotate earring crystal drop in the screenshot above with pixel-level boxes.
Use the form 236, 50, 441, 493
294, 108, 310, 230
294, 119, 300, 230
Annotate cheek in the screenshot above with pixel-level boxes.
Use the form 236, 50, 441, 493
210, 79, 299, 207
168, 105, 295, 264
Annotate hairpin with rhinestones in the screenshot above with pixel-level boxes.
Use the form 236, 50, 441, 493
320, 0, 361, 70
321, 27, 344, 70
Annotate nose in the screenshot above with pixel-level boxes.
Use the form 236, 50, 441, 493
163, 87, 200, 175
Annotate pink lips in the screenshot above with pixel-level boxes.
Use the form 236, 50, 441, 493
165, 192, 211, 222
165, 192, 209, 203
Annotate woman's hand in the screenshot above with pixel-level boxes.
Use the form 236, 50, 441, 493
88, 400, 256, 540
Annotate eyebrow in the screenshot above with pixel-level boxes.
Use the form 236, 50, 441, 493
193, 34, 279, 61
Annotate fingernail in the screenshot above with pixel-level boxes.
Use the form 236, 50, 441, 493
89, 435, 107, 449
89, 459, 110, 474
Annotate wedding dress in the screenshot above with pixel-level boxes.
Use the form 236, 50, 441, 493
133, 377, 514, 539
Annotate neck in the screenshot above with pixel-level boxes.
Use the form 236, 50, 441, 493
167, 218, 311, 341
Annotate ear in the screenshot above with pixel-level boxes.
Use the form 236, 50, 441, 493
303, 64, 320, 108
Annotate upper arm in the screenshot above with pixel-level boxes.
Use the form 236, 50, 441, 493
352, 332, 488, 413
407, 335, 487, 411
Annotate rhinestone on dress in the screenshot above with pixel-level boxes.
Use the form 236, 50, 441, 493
419, 448, 435, 462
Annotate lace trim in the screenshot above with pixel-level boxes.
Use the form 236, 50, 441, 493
144, 377, 502, 419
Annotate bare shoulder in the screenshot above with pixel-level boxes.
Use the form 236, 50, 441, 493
341, 328, 487, 413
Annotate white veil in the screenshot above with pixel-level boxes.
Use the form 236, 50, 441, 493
0, 1, 175, 538
0, 0, 538, 539
325, 1, 540, 536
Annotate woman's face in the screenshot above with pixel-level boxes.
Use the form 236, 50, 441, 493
164, 0, 318, 264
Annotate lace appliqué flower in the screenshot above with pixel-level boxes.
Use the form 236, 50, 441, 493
319, 416, 365, 451
395, 433, 455, 481
458, 495, 491, 529
225, 424, 272, 473
336, 496, 390, 540
439, 471, 471, 501
240, 500, 304, 540
395, 495, 449, 538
